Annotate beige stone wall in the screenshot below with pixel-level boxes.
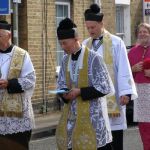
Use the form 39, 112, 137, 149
73, 0, 91, 41
17, 0, 116, 105
18, 0, 57, 113
0, 0, 116, 113
18, 1, 28, 50
101, 0, 116, 34
0, 0, 142, 113
73, 0, 116, 41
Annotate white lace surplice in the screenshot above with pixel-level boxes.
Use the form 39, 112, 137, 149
134, 83, 150, 122
0, 46, 36, 135
57, 47, 114, 148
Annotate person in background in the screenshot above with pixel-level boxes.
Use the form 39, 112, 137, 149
56, 17, 114, 150
82, 4, 137, 150
128, 23, 150, 150
0, 20, 36, 150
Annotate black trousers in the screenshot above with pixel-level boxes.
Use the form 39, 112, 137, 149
0, 130, 32, 150
111, 130, 123, 150
68, 143, 113, 150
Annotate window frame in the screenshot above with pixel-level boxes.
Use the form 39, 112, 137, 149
115, 3, 131, 47
55, 1, 70, 72
116, 5, 125, 39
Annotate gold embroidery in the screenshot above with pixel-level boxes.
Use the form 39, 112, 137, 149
103, 30, 120, 117
0, 46, 26, 118
86, 30, 120, 117
56, 48, 97, 150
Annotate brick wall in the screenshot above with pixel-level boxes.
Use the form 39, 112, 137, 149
18, 0, 28, 50
73, 0, 90, 41
18, 0, 57, 113
0, 0, 142, 114
18, 0, 116, 114
73, 0, 116, 41
101, 0, 116, 34
0, 0, 117, 114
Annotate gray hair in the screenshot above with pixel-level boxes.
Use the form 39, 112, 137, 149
137, 23, 150, 34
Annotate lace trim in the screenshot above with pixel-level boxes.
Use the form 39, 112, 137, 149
0, 71, 35, 134
18, 71, 36, 91
0, 95, 35, 135
134, 83, 150, 122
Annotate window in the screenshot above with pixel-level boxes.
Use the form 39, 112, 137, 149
116, 6, 125, 39
115, 3, 131, 48
55, 1, 70, 68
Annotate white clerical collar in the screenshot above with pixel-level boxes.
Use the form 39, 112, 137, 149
68, 45, 85, 72
73, 47, 82, 55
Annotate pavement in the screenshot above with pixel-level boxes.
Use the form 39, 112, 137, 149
30, 112, 60, 150
29, 112, 143, 150
32, 112, 60, 133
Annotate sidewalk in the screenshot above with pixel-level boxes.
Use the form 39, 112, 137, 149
30, 112, 60, 150
32, 112, 61, 133
123, 126, 143, 150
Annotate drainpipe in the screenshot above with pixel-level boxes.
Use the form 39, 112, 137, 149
12, 0, 21, 46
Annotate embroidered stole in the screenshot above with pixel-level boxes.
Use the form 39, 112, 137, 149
93, 37, 103, 51
86, 30, 120, 117
56, 47, 97, 150
0, 46, 26, 118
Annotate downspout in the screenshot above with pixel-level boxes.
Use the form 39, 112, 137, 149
12, 0, 19, 46
41, 0, 46, 113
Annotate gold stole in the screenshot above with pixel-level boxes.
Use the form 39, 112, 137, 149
56, 47, 97, 150
86, 30, 120, 117
0, 46, 26, 118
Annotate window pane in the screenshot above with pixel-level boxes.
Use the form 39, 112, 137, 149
56, 18, 63, 27
116, 6, 124, 39
64, 5, 68, 17
56, 5, 63, 17
56, 40, 64, 66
